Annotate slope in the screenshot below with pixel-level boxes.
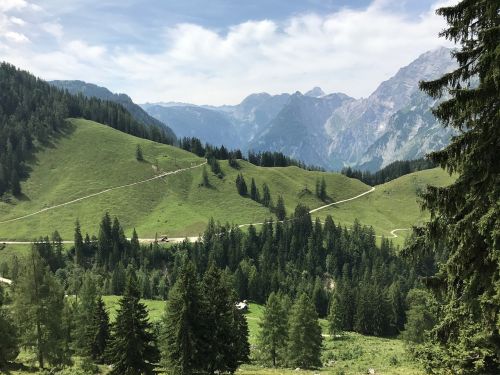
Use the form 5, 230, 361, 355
50, 80, 177, 142
314, 167, 455, 245
0, 118, 369, 240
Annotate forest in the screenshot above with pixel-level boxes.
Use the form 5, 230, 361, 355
0, 63, 176, 197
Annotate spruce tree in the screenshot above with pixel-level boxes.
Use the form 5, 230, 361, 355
320, 177, 327, 201
327, 290, 343, 337
74, 219, 85, 267
161, 261, 204, 375
74, 273, 98, 357
262, 183, 272, 207
258, 292, 288, 367
107, 269, 159, 374
13, 247, 69, 369
275, 195, 286, 221
408, 0, 500, 372
0, 285, 19, 367
90, 296, 109, 363
250, 177, 260, 202
287, 293, 322, 369
136, 144, 144, 161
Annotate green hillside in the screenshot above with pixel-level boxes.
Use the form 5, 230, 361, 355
0, 118, 369, 240
315, 167, 455, 244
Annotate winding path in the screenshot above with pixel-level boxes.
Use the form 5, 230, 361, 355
1, 171, 408, 244
0, 161, 206, 225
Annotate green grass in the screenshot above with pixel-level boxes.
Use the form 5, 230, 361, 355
102, 295, 165, 322
0, 118, 453, 249
314, 167, 455, 246
0, 118, 368, 240
4, 300, 422, 374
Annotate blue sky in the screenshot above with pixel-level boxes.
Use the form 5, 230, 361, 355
0, 0, 452, 105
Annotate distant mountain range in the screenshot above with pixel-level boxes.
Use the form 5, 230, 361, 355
142, 47, 456, 171
51, 47, 455, 172
50, 80, 177, 142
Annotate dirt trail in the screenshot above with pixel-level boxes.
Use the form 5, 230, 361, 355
0, 161, 206, 225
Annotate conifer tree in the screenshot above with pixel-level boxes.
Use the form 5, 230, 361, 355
161, 261, 204, 375
13, 247, 69, 369
136, 144, 144, 161
74, 273, 98, 356
327, 290, 343, 337
0, 285, 19, 367
107, 269, 159, 374
74, 219, 85, 267
90, 296, 110, 363
275, 195, 286, 221
320, 177, 327, 201
250, 177, 260, 202
258, 292, 288, 367
262, 183, 272, 207
235, 173, 248, 196
409, 0, 500, 372
287, 293, 322, 369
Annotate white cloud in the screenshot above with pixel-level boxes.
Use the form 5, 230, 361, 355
9, 16, 25, 25
4, 31, 29, 43
0, 0, 27, 12
42, 22, 63, 39
1, 0, 455, 105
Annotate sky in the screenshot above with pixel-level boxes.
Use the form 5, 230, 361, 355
0, 0, 454, 105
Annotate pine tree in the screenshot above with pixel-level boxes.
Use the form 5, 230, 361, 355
287, 293, 322, 369
13, 247, 69, 369
236, 173, 248, 196
136, 144, 144, 161
90, 296, 110, 363
74, 273, 98, 357
250, 178, 260, 202
107, 269, 159, 374
0, 284, 19, 367
201, 264, 248, 374
320, 177, 327, 201
262, 183, 272, 207
408, 1, 500, 372
327, 290, 343, 337
74, 220, 85, 267
275, 195, 286, 221
161, 261, 204, 375
258, 292, 288, 367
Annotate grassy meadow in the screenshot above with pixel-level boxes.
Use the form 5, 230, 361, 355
0, 118, 453, 246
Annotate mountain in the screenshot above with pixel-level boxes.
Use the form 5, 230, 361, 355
141, 47, 455, 171
249, 92, 354, 167
144, 104, 241, 148
305, 87, 326, 97
50, 80, 177, 142
325, 47, 456, 170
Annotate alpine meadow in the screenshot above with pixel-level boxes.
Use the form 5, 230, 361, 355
0, 1, 498, 375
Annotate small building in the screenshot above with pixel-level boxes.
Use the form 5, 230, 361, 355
236, 301, 248, 312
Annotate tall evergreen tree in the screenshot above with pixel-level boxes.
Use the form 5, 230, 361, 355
408, 1, 500, 372
258, 292, 288, 367
74, 220, 85, 267
275, 195, 286, 221
0, 285, 19, 368
262, 183, 272, 207
107, 269, 159, 374
13, 247, 69, 369
90, 296, 110, 363
161, 261, 204, 375
250, 178, 260, 202
287, 293, 322, 369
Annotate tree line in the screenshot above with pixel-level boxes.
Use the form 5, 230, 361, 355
341, 158, 437, 186
0, 63, 175, 197
179, 136, 324, 171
